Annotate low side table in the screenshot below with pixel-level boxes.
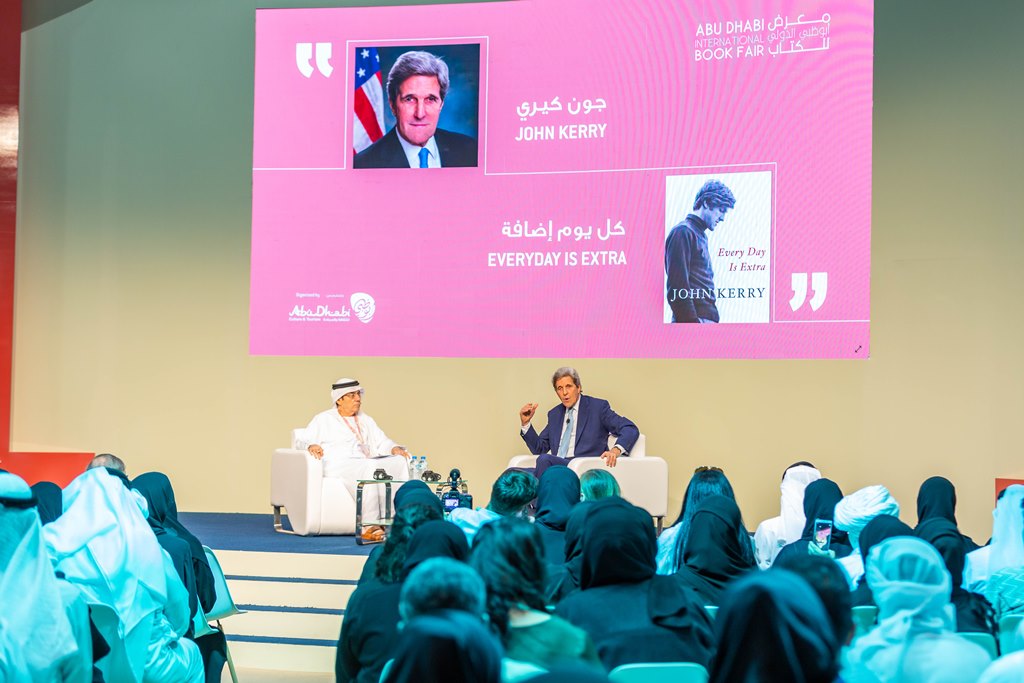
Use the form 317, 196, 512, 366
355, 479, 394, 545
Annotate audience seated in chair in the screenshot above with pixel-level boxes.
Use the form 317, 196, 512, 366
916, 517, 998, 636
655, 467, 743, 575
843, 537, 993, 683
0, 472, 93, 682
132, 471, 227, 682
470, 517, 603, 673
709, 569, 840, 683
833, 485, 901, 588
43, 467, 203, 683
772, 552, 855, 647
580, 469, 620, 502
752, 461, 821, 569
966, 485, 1024, 597
336, 510, 465, 683
534, 468, 582, 566
449, 469, 538, 545
556, 496, 715, 671
382, 609, 503, 683
850, 515, 914, 607
914, 476, 980, 552
671, 495, 756, 606
773, 478, 853, 567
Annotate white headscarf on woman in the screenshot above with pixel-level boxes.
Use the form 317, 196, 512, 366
753, 464, 821, 568
43, 467, 170, 681
843, 537, 992, 683
833, 485, 901, 587
964, 485, 1024, 593
0, 472, 88, 682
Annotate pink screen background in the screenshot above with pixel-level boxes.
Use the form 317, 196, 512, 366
251, 0, 873, 359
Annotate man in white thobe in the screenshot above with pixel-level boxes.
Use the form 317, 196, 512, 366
295, 378, 411, 536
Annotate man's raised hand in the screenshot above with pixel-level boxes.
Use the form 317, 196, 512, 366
520, 403, 538, 426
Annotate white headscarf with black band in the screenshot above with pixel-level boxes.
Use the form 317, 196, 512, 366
0, 472, 83, 682
43, 467, 168, 641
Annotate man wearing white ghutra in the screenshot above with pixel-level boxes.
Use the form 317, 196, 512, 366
296, 378, 411, 531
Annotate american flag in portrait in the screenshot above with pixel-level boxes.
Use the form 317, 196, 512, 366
353, 47, 385, 154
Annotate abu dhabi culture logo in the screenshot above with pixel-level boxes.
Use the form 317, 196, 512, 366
349, 292, 375, 324
288, 292, 375, 323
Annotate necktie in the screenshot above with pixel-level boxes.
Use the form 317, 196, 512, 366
557, 407, 575, 458
418, 147, 429, 168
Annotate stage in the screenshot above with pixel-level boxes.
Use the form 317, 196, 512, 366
181, 513, 368, 677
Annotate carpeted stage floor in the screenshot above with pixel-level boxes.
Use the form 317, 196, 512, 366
180, 512, 374, 556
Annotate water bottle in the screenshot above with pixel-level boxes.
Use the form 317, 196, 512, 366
418, 455, 429, 481
409, 455, 420, 479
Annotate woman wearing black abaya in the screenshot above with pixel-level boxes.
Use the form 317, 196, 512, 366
358, 481, 444, 582
544, 500, 592, 604
132, 473, 216, 613
534, 467, 581, 566
915, 476, 980, 552
850, 515, 914, 607
916, 517, 997, 636
672, 495, 756, 606
338, 518, 469, 683
30, 481, 63, 525
132, 472, 226, 683
555, 496, 714, 671
774, 479, 853, 566
382, 609, 502, 683
709, 570, 841, 683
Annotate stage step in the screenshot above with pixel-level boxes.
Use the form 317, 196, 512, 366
225, 641, 336, 674
211, 549, 367, 674
223, 668, 332, 683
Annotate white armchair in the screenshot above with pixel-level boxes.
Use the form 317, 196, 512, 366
271, 429, 356, 536
508, 434, 670, 529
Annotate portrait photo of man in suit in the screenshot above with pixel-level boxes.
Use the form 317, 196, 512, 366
519, 367, 639, 479
354, 49, 478, 169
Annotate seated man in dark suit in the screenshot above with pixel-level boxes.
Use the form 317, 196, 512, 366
519, 367, 639, 479
354, 50, 477, 169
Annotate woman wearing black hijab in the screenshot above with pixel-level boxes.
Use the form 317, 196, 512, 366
132, 472, 226, 683
850, 515, 914, 607
30, 481, 63, 525
555, 497, 714, 670
774, 479, 853, 566
915, 476, 980, 552
916, 518, 997, 636
382, 609, 502, 683
358, 481, 444, 582
672, 495, 756, 606
338, 518, 468, 683
709, 570, 841, 683
132, 472, 217, 613
543, 500, 592, 604
534, 467, 581, 566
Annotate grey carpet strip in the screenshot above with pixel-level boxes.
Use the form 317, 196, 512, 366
225, 634, 336, 647
224, 574, 358, 585
236, 603, 344, 616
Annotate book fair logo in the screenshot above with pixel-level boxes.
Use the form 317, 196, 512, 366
350, 293, 376, 324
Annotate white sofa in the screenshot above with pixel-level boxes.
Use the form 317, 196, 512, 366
508, 434, 670, 529
271, 429, 357, 536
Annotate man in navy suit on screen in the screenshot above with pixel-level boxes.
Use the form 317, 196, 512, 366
519, 367, 639, 479
354, 50, 477, 169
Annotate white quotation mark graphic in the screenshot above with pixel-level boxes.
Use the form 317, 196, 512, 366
296, 42, 334, 78
789, 272, 828, 312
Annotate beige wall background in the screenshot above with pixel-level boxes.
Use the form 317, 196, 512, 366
13, 0, 1024, 541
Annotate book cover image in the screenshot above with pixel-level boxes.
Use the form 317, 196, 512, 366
664, 170, 772, 324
